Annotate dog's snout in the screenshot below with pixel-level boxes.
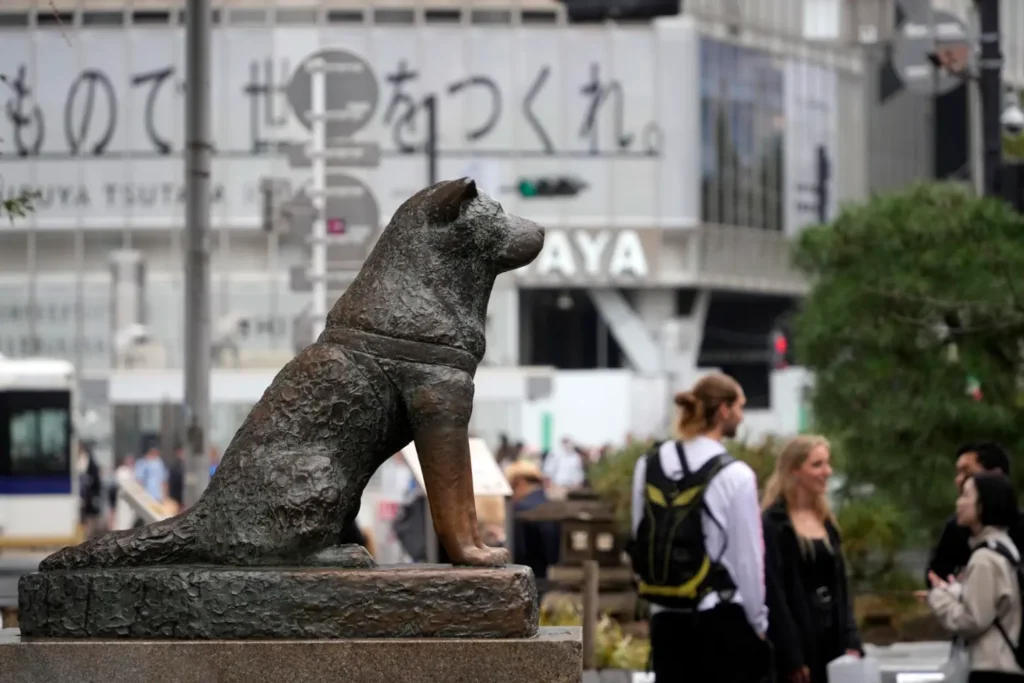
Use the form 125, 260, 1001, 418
496, 216, 546, 272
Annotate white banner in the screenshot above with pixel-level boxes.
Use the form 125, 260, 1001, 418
0, 22, 701, 230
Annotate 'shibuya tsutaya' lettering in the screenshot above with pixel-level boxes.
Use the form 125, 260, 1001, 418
3, 51, 663, 158
0, 183, 227, 210
517, 229, 650, 279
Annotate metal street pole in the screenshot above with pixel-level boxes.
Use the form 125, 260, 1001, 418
968, 3, 985, 196
976, 0, 1003, 196
309, 59, 328, 340
424, 95, 438, 186
183, 0, 212, 507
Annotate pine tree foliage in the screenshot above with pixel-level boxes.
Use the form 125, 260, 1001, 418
793, 182, 1024, 529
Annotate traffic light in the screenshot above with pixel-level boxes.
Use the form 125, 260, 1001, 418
515, 176, 588, 199
770, 314, 798, 370
771, 330, 790, 370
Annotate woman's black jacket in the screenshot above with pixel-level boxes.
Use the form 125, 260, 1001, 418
763, 499, 862, 676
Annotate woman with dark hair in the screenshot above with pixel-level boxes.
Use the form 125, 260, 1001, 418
762, 435, 862, 683
927, 472, 1024, 681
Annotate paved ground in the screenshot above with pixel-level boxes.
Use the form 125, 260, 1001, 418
579, 643, 951, 683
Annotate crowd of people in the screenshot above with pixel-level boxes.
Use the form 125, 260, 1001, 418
629, 371, 1024, 683
78, 439, 223, 535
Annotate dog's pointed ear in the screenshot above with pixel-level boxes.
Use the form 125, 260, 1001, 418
433, 177, 478, 224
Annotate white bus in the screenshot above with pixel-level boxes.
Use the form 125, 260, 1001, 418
0, 354, 79, 549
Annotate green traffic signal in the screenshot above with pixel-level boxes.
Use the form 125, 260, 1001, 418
518, 179, 538, 197
515, 176, 588, 198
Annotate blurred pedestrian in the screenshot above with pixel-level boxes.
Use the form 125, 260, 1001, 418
77, 444, 103, 539
507, 460, 560, 594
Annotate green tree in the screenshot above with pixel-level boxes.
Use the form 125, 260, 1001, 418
792, 182, 1024, 534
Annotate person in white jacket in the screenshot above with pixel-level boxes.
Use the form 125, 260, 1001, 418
927, 472, 1024, 683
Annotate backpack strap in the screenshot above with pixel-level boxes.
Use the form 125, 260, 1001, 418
643, 441, 669, 489
974, 541, 1022, 652
674, 441, 692, 478
699, 454, 738, 563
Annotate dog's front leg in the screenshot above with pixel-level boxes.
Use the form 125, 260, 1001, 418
416, 426, 509, 567
407, 367, 510, 567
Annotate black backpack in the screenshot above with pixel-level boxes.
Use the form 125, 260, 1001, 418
974, 540, 1024, 669
629, 441, 738, 609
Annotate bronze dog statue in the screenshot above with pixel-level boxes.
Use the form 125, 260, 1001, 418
41, 178, 545, 570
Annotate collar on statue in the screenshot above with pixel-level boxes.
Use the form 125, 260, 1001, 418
318, 326, 479, 376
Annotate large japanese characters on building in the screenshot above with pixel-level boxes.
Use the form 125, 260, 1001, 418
0, 12, 842, 375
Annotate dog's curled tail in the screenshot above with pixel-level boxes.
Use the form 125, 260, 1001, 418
38, 511, 201, 571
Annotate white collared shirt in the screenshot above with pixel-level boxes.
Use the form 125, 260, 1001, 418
630, 437, 768, 634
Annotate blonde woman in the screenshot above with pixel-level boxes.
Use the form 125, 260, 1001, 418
762, 435, 862, 683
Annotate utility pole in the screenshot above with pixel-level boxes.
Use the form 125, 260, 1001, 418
424, 95, 438, 186
977, 0, 1003, 196
183, 0, 212, 507
308, 58, 328, 340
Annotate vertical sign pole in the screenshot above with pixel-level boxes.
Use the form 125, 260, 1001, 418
424, 94, 438, 186
183, 0, 212, 508
310, 60, 328, 340
582, 560, 599, 670
965, 3, 985, 196
976, 0, 1003, 197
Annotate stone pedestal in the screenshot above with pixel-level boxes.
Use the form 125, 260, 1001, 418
18, 564, 538, 639
0, 627, 583, 683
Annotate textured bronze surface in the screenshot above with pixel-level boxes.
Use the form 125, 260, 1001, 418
18, 565, 539, 640
0, 627, 583, 683
37, 178, 545, 575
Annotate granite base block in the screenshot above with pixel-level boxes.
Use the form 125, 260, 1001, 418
0, 627, 583, 683
18, 564, 538, 639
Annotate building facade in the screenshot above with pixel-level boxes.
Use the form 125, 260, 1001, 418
0, 2, 867, 456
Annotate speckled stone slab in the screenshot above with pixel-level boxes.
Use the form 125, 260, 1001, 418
0, 626, 582, 683
18, 564, 538, 640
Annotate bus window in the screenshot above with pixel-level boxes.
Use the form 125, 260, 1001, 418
0, 390, 73, 492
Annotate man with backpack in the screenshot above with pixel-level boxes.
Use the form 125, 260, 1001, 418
630, 373, 771, 682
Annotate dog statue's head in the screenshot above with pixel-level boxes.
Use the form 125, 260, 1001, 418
325, 178, 545, 361
388, 177, 545, 273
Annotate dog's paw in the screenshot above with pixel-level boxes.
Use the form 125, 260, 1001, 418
451, 545, 510, 567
